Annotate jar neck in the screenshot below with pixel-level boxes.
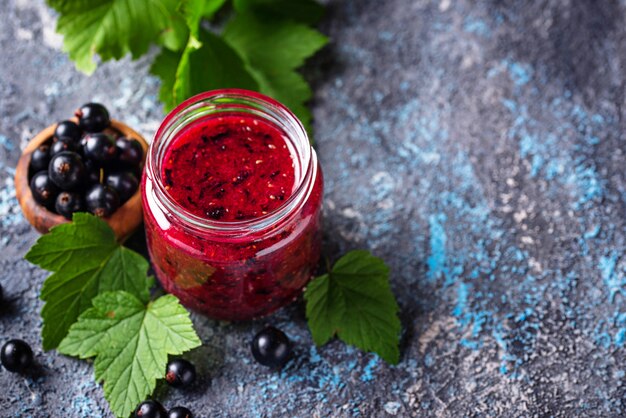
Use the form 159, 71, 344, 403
146, 89, 315, 236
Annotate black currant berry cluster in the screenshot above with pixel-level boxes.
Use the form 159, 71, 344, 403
29, 103, 144, 219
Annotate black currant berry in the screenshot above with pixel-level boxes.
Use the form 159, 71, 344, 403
135, 400, 167, 418
49, 151, 85, 191
76, 103, 110, 132
29, 143, 51, 173
0, 283, 3, 302
30, 171, 59, 209
55, 191, 84, 219
83, 133, 117, 163
54, 120, 82, 142
116, 137, 144, 167
165, 359, 196, 388
251, 327, 291, 368
106, 171, 138, 203
50, 137, 80, 156
1, 339, 33, 373
84, 159, 103, 185
86, 184, 119, 217
168, 406, 193, 418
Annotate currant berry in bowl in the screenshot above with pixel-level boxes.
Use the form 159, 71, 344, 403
15, 103, 148, 239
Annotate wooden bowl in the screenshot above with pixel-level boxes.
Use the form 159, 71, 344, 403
15, 119, 149, 240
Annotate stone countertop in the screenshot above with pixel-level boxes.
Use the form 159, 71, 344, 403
1, 0, 626, 417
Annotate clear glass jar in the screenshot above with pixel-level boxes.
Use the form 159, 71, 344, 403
142, 89, 323, 321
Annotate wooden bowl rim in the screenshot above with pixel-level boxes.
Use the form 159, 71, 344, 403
14, 119, 148, 240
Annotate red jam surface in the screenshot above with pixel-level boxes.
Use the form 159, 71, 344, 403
161, 115, 296, 221
143, 113, 323, 321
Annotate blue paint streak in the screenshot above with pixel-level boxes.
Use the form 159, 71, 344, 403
488, 59, 533, 87
360, 357, 379, 382
584, 225, 601, 239
378, 31, 394, 41
615, 328, 626, 347
0, 135, 14, 151
463, 18, 491, 36
600, 253, 623, 303
508, 61, 532, 86
426, 213, 447, 283
453, 282, 470, 319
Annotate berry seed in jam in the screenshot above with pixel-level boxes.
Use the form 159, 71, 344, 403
161, 115, 295, 222
142, 90, 323, 321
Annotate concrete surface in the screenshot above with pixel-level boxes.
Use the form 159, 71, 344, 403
1, 0, 626, 416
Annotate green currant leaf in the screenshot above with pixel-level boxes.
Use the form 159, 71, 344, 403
151, 28, 258, 112
46, 0, 183, 74
25, 213, 152, 350
150, 47, 183, 111
178, 0, 227, 38
58, 291, 201, 418
304, 250, 401, 365
223, 12, 327, 132
233, 0, 324, 24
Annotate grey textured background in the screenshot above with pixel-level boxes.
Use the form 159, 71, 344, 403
2, 0, 626, 417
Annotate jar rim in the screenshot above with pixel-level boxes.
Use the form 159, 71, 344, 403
146, 89, 315, 234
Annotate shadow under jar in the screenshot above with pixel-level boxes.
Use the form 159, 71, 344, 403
142, 89, 323, 321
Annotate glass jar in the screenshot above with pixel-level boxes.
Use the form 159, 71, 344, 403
142, 89, 323, 321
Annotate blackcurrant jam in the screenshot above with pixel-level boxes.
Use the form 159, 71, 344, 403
142, 90, 323, 321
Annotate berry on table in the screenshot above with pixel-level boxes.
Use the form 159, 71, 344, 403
29, 143, 51, 173
1, 339, 33, 373
135, 400, 166, 418
168, 406, 193, 418
106, 171, 139, 203
48, 151, 85, 191
83, 133, 117, 163
85, 184, 119, 217
116, 137, 144, 167
250, 327, 291, 368
30, 171, 59, 209
54, 120, 82, 142
75, 103, 110, 132
55, 191, 84, 219
165, 358, 196, 388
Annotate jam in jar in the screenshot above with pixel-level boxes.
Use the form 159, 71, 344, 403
142, 89, 323, 321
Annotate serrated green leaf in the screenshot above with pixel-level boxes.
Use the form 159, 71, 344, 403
174, 29, 258, 107
223, 12, 328, 75
248, 69, 313, 133
150, 47, 182, 111
25, 213, 152, 350
152, 27, 259, 113
179, 0, 227, 38
59, 291, 201, 418
223, 12, 327, 132
233, 0, 324, 24
158, 11, 190, 52
304, 250, 401, 364
46, 0, 182, 74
